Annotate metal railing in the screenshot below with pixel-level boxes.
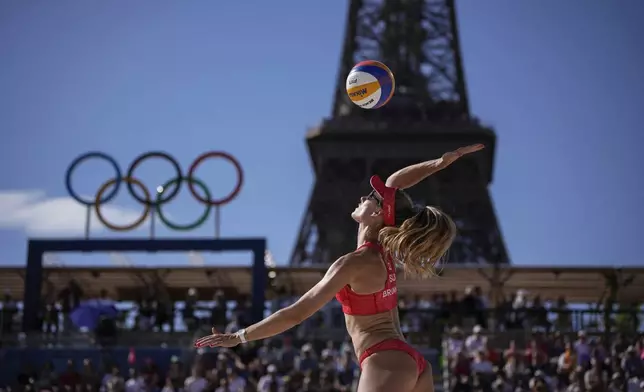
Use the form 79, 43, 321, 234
1, 306, 641, 348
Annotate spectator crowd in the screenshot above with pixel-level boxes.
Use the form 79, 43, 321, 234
1, 338, 361, 392
1, 283, 642, 392
445, 326, 644, 392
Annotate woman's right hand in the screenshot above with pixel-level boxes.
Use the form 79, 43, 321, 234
441, 144, 485, 165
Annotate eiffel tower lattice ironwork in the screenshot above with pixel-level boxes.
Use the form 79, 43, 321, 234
289, 0, 509, 266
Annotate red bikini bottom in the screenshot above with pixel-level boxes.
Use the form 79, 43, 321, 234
358, 338, 427, 376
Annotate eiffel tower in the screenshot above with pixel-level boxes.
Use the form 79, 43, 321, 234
289, 0, 509, 266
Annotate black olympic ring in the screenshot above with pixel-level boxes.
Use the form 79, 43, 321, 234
65, 151, 244, 232
126, 151, 183, 206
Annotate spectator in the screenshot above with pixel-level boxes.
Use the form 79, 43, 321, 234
524, 339, 548, 370
503, 340, 519, 361
224, 314, 241, 334
257, 365, 283, 392
184, 365, 206, 392
140, 359, 160, 391
548, 331, 566, 358
336, 347, 358, 388
183, 289, 198, 332
510, 290, 528, 329
590, 337, 608, 365
446, 291, 462, 326
452, 375, 473, 392
257, 339, 278, 364
101, 366, 124, 392
471, 350, 494, 375
295, 343, 318, 372
1, 291, 17, 334
58, 280, 83, 332
36, 361, 57, 390
622, 346, 643, 378
167, 355, 185, 391
584, 357, 608, 392
320, 351, 336, 372
210, 291, 228, 331
529, 370, 551, 392
153, 299, 172, 333
124, 368, 141, 392
472, 287, 488, 329
452, 350, 472, 379
81, 358, 101, 390
574, 330, 592, 368
321, 340, 338, 359
566, 367, 585, 392
161, 376, 176, 392
484, 341, 501, 366
225, 368, 246, 392
612, 333, 629, 357
447, 327, 465, 360
59, 360, 81, 389
214, 377, 230, 392
531, 296, 549, 332
557, 341, 577, 387
492, 371, 513, 392
465, 325, 487, 356
554, 297, 572, 331
461, 287, 478, 321
502, 347, 524, 383
276, 337, 297, 372
43, 301, 59, 335
607, 373, 623, 392
137, 299, 154, 331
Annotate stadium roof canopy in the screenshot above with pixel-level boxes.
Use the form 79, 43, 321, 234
0, 265, 641, 304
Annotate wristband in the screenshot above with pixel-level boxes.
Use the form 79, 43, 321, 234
236, 329, 247, 344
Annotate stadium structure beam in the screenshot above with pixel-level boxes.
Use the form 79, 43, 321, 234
23, 238, 267, 332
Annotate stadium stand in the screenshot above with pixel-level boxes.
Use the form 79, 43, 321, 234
0, 266, 642, 391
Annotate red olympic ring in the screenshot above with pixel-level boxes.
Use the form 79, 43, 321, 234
187, 151, 244, 206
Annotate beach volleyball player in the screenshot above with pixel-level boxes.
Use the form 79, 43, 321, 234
195, 144, 484, 391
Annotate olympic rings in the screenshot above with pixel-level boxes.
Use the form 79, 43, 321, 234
64, 150, 244, 232
95, 177, 151, 231
66, 152, 122, 206
126, 151, 183, 206
156, 177, 212, 231
188, 151, 244, 206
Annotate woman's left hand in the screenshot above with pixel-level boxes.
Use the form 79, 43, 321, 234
194, 328, 240, 348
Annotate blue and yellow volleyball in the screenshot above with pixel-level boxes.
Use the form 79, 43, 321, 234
346, 60, 395, 109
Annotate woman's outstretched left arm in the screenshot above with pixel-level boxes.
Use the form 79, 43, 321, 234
194, 253, 366, 348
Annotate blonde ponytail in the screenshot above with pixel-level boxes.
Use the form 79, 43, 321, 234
379, 206, 456, 278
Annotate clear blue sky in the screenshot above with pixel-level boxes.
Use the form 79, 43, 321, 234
0, 1, 642, 268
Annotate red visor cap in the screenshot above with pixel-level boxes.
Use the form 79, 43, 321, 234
369, 175, 396, 226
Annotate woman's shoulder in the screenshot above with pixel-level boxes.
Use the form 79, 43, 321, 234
327, 247, 385, 281
349, 246, 388, 270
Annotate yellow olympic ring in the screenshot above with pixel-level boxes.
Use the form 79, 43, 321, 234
94, 177, 150, 231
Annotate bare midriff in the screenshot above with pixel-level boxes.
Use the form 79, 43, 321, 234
344, 310, 404, 359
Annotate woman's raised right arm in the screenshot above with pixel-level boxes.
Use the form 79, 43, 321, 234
385, 144, 484, 189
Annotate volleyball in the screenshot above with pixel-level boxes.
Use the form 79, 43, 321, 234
346, 60, 395, 109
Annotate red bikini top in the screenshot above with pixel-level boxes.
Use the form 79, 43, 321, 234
335, 241, 398, 316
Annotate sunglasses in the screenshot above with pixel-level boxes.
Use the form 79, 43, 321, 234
367, 191, 382, 206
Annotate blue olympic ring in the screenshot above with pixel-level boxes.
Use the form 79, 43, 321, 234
65, 152, 122, 206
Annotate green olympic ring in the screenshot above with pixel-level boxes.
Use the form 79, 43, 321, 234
155, 176, 212, 231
